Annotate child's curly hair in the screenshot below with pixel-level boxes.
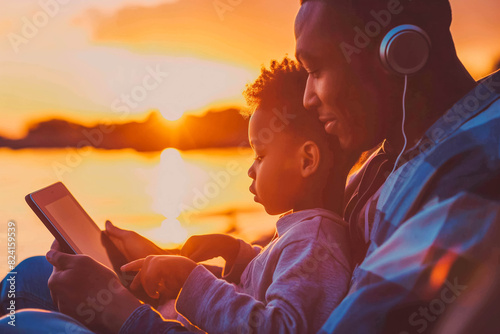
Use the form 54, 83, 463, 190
242, 57, 326, 142
243, 58, 306, 114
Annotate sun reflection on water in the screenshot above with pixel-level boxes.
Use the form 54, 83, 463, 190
143, 218, 189, 245
149, 148, 189, 244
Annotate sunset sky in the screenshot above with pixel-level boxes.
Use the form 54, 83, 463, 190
1, 0, 499, 138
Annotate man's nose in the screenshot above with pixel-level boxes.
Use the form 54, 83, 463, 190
303, 77, 319, 111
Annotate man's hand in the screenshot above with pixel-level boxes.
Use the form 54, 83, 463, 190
181, 234, 239, 264
46, 242, 142, 334
104, 220, 178, 262
121, 255, 197, 301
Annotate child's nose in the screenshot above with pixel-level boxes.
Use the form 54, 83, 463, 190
248, 163, 256, 180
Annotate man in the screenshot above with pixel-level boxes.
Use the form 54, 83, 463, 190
2, 0, 499, 332
294, 0, 500, 333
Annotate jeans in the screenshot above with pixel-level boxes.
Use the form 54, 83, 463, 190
0, 257, 190, 334
0, 256, 56, 313
0, 256, 94, 333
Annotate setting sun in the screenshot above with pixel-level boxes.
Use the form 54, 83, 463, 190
161, 107, 185, 121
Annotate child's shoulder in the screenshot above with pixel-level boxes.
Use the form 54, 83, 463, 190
276, 208, 348, 246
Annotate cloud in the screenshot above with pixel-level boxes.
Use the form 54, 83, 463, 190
0, 45, 254, 124
0, 0, 179, 43
74, 0, 299, 69
78, 0, 179, 12
0, 0, 179, 17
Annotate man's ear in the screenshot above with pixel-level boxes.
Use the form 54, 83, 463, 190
299, 140, 321, 178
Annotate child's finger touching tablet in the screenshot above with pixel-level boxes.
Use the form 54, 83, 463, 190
121, 258, 145, 272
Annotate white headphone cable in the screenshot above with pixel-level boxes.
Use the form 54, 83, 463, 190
390, 74, 408, 175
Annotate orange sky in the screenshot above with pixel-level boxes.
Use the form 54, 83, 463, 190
0, 0, 499, 138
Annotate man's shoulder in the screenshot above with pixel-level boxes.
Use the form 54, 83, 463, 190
424, 98, 500, 170
374, 73, 500, 237
414, 71, 500, 171
449, 70, 500, 134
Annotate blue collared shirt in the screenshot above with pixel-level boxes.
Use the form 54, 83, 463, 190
320, 71, 500, 333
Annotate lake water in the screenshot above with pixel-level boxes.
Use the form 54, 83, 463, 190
0, 147, 276, 275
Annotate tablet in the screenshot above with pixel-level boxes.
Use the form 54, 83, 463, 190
25, 182, 124, 271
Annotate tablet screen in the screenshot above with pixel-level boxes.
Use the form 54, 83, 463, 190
44, 195, 114, 269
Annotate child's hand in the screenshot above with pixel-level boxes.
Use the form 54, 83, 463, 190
181, 234, 239, 264
121, 255, 197, 300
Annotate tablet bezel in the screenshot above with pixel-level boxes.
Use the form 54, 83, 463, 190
26, 182, 111, 267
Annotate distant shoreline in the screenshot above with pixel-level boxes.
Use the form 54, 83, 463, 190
0, 109, 250, 152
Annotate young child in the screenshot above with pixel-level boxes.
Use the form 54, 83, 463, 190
121, 58, 352, 334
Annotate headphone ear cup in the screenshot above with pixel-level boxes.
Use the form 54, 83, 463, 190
380, 24, 431, 75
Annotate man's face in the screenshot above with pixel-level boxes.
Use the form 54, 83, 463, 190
295, 1, 395, 152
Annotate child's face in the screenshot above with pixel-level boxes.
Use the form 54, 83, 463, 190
247, 108, 303, 215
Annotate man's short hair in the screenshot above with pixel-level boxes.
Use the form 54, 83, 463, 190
243, 57, 328, 144
299, 0, 452, 33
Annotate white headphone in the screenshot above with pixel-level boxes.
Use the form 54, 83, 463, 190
379, 25, 431, 174
379, 24, 431, 76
